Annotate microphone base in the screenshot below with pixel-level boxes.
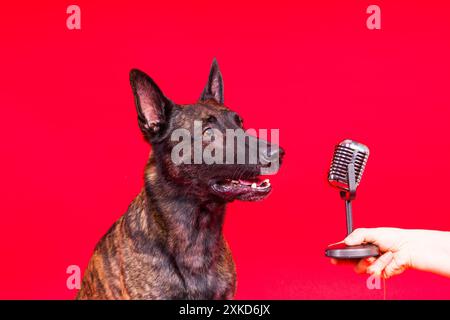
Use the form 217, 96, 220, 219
325, 243, 379, 259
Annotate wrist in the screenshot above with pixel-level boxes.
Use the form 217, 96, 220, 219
409, 230, 450, 278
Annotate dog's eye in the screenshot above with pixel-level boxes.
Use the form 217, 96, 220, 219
206, 115, 217, 123
203, 127, 214, 138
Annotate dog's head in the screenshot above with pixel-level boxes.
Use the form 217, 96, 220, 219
130, 59, 284, 202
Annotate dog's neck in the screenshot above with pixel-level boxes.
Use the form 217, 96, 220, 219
141, 155, 227, 271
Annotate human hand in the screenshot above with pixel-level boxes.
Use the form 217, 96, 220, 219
330, 228, 450, 279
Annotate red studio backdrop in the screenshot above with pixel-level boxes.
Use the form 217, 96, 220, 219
1, 1, 450, 299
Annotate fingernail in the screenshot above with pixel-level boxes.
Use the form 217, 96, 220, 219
367, 267, 378, 275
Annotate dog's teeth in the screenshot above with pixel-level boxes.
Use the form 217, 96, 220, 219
259, 179, 270, 188
251, 183, 257, 189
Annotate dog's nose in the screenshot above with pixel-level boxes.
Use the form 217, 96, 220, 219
261, 144, 285, 165
272, 146, 285, 160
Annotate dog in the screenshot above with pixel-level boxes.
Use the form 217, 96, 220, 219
77, 59, 284, 299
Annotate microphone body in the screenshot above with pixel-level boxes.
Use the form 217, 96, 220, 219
328, 139, 369, 192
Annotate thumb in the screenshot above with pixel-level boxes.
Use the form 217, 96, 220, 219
344, 228, 378, 246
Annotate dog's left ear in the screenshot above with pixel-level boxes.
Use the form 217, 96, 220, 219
199, 58, 224, 104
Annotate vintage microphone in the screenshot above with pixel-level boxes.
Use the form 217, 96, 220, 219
325, 139, 380, 259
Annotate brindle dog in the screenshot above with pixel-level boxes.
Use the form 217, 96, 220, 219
77, 59, 284, 300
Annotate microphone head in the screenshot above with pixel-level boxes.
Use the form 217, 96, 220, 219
328, 139, 370, 191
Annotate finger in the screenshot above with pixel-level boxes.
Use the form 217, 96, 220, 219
367, 251, 394, 276
331, 257, 375, 270
354, 257, 377, 274
344, 228, 378, 246
383, 253, 408, 278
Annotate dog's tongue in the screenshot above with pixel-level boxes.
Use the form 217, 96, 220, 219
238, 179, 254, 186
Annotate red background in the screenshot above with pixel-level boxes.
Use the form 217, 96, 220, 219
1, 1, 450, 299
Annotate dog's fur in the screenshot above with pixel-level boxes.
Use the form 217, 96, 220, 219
77, 59, 284, 299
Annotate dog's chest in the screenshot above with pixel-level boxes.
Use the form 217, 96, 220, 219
120, 193, 236, 299
161, 239, 235, 299
119, 239, 236, 299
126, 253, 235, 299
179, 262, 236, 300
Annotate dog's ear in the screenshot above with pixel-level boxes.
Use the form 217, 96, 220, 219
199, 58, 224, 104
130, 69, 173, 140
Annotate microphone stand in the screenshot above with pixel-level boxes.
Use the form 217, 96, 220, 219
341, 163, 356, 236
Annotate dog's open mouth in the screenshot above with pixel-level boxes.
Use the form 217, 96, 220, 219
211, 177, 272, 201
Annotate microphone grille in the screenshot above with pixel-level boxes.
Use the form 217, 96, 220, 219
328, 139, 370, 191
